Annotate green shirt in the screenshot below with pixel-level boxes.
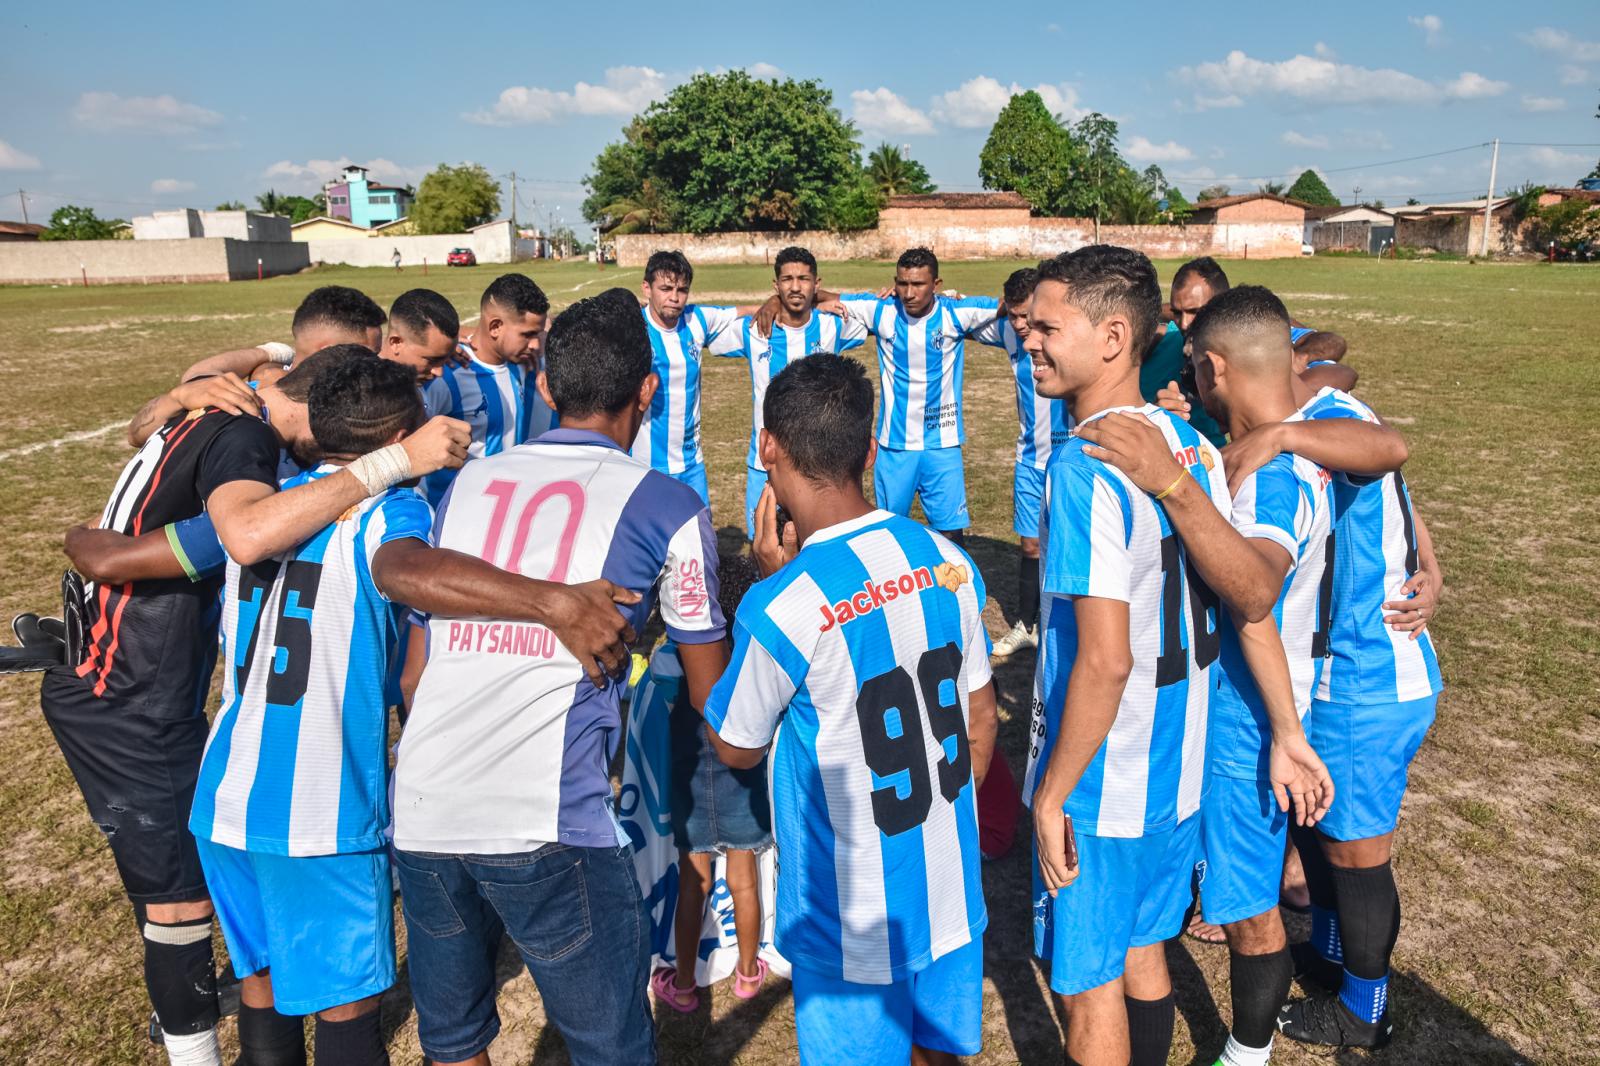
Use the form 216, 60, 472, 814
1140, 321, 1227, 447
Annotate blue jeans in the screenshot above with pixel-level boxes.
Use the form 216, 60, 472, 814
392, 843, 655, 1065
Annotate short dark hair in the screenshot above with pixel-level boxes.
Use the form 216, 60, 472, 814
717, 552, 760, 621
274, 343, 377, 403
389, 288, 460, 341
896, 246, 939, 277
763, 355, 873, 485
543, 288, 652, 416
481, 273, 549, 317
1173, 256, 1231, 295
774, 246, 817, 277
1036, 245, 1162, 363
307, 356, 424, 458
1003, 267, 1039, 306
644, 249, 693, 286
291, 285, 386, 338
1188, 284, 1290, 355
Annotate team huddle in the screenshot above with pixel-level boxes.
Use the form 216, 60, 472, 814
25, 240, 1443, 1066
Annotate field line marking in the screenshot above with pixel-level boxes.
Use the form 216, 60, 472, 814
0, 421, 126, 462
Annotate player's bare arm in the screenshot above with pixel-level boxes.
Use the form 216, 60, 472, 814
1078, 412, 1281, 622
127, 372, 263, 447
207, 415, 468, 565
1292, 329, 1349, 362
967, 680, 999, 790
1301, 361, 1359, 393
370, 537, 642, 686
1222, 416, 1407, 495
1232, 610, 1334, 825
1384, 508, 1443, 639
1034, 596, 1132, 895
63, 524, 186, 585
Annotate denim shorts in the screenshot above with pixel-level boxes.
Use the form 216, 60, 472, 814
669, 703, 772, 854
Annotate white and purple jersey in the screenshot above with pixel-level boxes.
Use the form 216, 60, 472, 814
393, 428, 726, 855
708, 311, 867, 470
631, 304, 739, 476
1210, 451, 1334, 778
191, 468, 432, 856
704, 510, 991, 983
421, 341, 552, 506
1023, 405, 1231, 836
1299, 388, 1443, 705
837, 293, 1000, 451
969, 317, 1074, 468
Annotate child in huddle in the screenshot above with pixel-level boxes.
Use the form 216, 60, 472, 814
650, 552, 772, 1008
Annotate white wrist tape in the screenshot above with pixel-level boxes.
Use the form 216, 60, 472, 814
346, 443, 412, 496
258, 341, 295, 367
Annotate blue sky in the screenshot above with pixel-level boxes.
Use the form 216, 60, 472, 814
2, 2, 1596, 229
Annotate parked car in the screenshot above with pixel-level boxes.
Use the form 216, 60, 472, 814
447, 247, 476, 267
1301, 242, 1315, 256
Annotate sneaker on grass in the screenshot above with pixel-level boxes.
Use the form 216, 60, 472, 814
991, 620, 1037, 659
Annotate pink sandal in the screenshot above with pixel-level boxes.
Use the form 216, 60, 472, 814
650, 966, 699, 1012
732, 958, 768, 1000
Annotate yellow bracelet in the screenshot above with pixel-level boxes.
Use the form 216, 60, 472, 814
1155, 469, 1189, 500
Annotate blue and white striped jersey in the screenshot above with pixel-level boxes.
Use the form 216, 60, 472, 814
704, 510, 992, 984
1298, 388, 1443, 705
421, 341, 555, 507
969, 317, 1074, 468
1023, 405, 1231, 836
837, 293, 1001, 451
707, 312, 868, 470
1210, 452, 1334, 778
190, 467, 432, 856
631, 304, 740, 476
394, 428, 726, 855
1289, 326, 1314, 344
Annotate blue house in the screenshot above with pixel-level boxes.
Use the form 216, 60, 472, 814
323, 165, 413, 229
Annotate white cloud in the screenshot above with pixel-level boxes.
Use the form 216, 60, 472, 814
1527, 146, 1592, 176
1521, 95, 1566, 113
1177, 50, 1507, 107
150, 178, 196, 194
1408, 15, 1444, 45
1559, 65, 1589, 85
465, 67, 669, 125
0, 138, 41, 170
262, 157, 432, 196
926, 76, 1087, 128
1313, 42, 1336, 59
850, 87, 935, 135
1522, 27, 1600, 62
1124, 136, 1193, 163
72, 91, 222, 134
746, 62, 783, 79
1282, 130, 1330, 150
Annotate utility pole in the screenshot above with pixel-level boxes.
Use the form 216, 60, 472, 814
16, 189, 27, 224
1481, 138, 1500, 257
508, 171, 518, 227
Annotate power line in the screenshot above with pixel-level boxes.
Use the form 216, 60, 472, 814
1499, 142, 1600, 148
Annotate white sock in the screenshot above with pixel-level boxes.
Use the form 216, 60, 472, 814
163, 1028, 222, 1066
1219, 1033, 1272, 1066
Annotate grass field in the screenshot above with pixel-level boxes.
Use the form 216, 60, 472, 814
0, 255, 1596, 1065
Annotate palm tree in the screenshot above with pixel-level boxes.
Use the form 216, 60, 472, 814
1258, 180, 1287, 196
256, 188, 288, 216
599, 179, 675, 235
867, 143, 925, 198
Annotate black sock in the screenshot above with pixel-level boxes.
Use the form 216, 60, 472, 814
1289, 823, 1336, 911
1330, 862, 1400, 980
1229, 947, 1292, 1048
1125, 993, 1175, 1066
1018, 554, 1040, 628
141, 916, 219, 1035
237, 1002, 305, 1066
314, 1010, 389, 1066
940, 528, 967, 549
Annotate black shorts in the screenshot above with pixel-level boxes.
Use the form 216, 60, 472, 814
40, 667, 210, 904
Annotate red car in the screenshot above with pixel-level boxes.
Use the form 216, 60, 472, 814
447, 247, 476, 267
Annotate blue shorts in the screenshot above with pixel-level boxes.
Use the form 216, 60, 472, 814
195, 839, 395, 1015
1033, 815, 1200, 995
1200, 773, 1287, 926
744, 465, 768, 541
1013, 463, 1046, 538
673, 462, 709, 508
792, 937, 983, 1064
669, 703, 772, 853
1309, 694, 1436, 841
873, 445, 969, 531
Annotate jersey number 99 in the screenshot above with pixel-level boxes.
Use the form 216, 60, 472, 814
854, 642, 971, 837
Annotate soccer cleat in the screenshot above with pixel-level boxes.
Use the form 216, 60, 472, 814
1289, 939, 1343, 995
1277, 994, 1392, 1049
991, 621, 1037, 659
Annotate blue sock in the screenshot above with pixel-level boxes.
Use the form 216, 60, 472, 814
1338, 969, 1389, 1023
1311, 904, 1343, 963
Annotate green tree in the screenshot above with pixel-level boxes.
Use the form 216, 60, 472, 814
1286, 169, 1339, 207
581, 126, 654, 230
40, 205, 116, 240
978, 90, 1081, 215
827, 170, 884, 231
1197, 184, 1231, 201
596, 179, 677, 235
256, 188, 289, 215
866, 143, 935, 198
1163, 186, 1193, 224
1528, 197, 1600, 252
214, 200, 247, 211
1064, 112, 1122, 220
411, 163, 501, 234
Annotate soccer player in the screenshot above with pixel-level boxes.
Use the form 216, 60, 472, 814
823, 248, 1001, 543
186, 357, 436, 1066
701, 354, 999, 1066
633, 249, 762, 505
379, 289, 728, 1066
707, 245, 866, 538
41, 347, 467, 1066
968, 266, 1073, 657
1021, 246, 1231, 1066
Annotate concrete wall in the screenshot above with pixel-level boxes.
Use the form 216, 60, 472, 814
134, 209, 203, 239
133, 209, 290, 242
1396, 210, 1519, 255
613, 229, 883, 266
1216, 199, 1304, 223
302, 220, 520, 267
0, 238, 309, 286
